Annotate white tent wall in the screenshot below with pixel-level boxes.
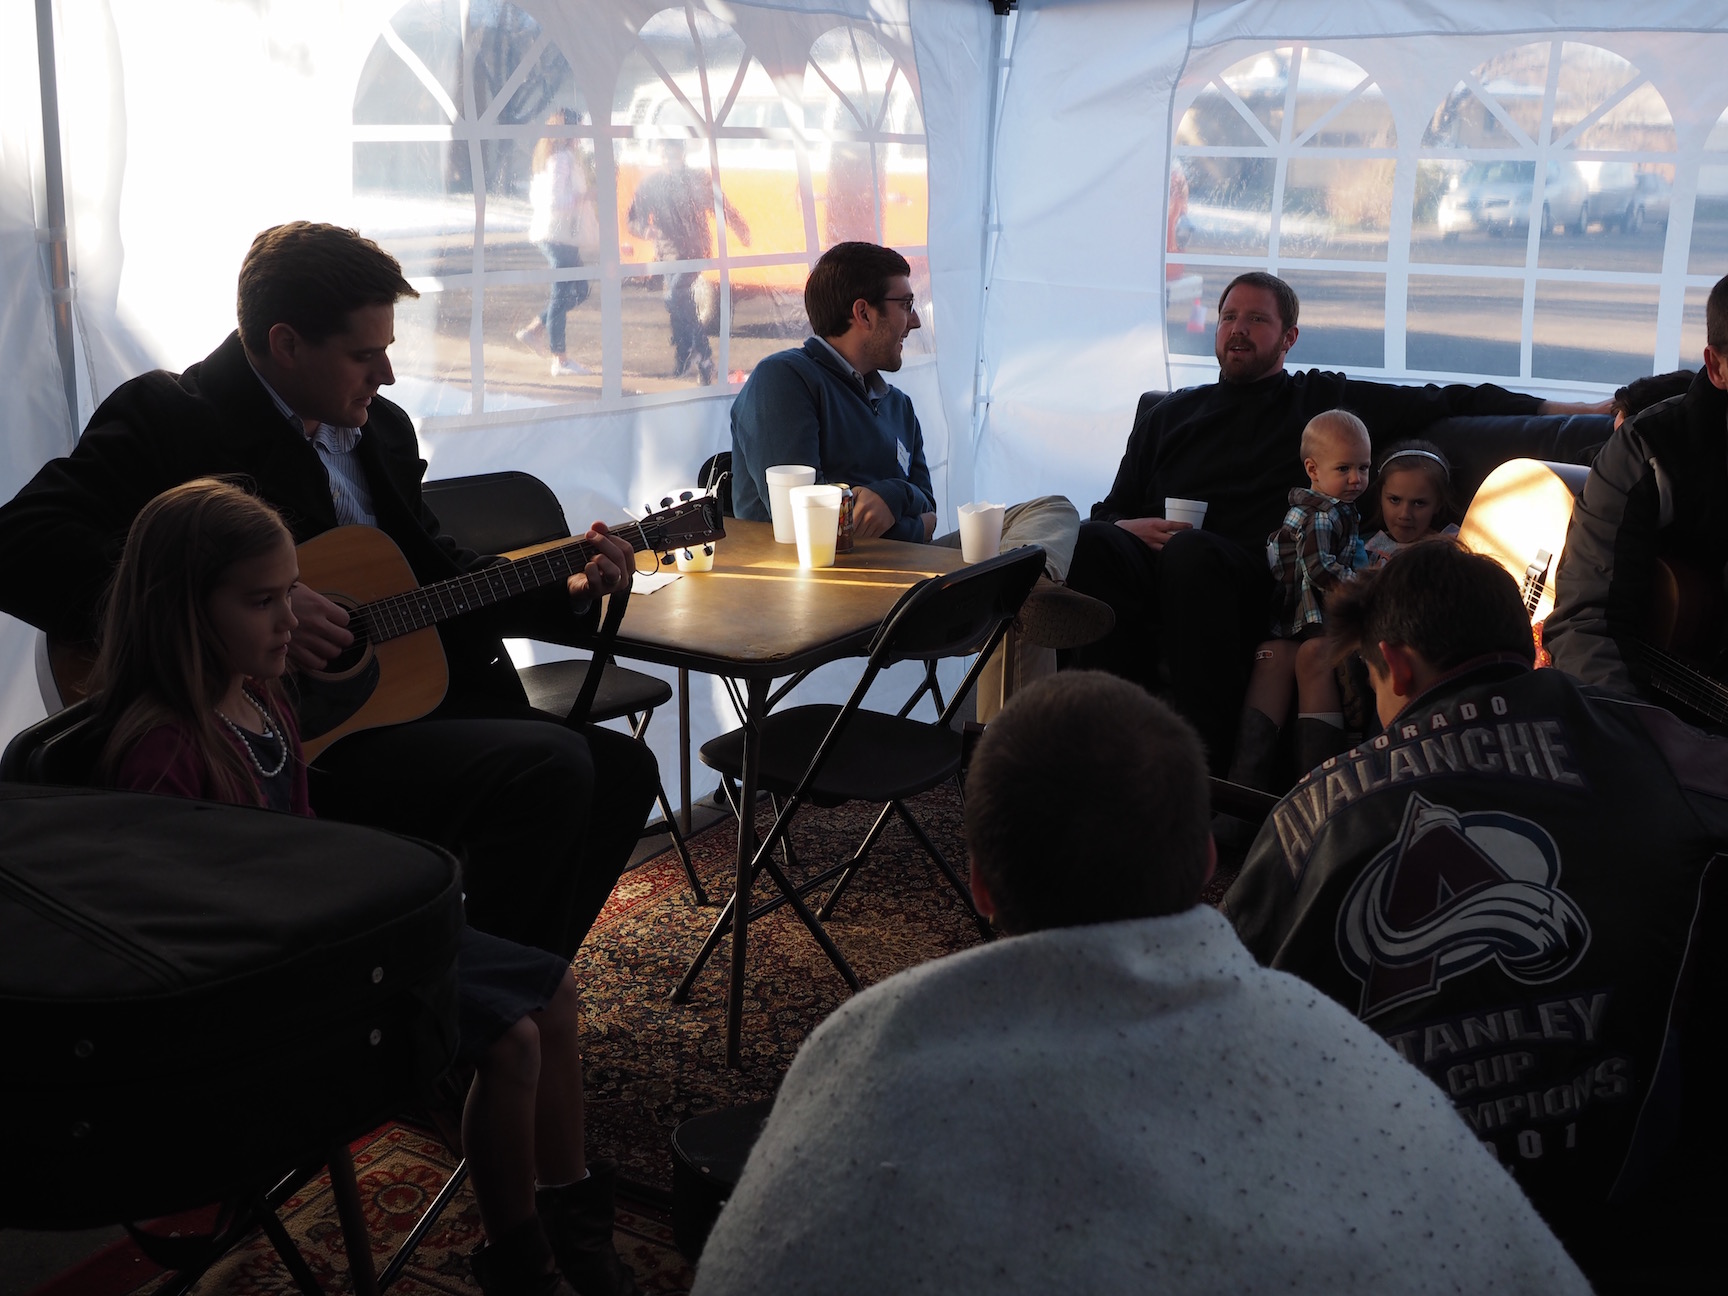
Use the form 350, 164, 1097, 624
0, 0, 78, 745
983, 0, 1728, 515
0, 0, 997, 800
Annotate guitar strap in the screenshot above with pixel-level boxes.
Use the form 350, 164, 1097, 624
563, 588, 631, 728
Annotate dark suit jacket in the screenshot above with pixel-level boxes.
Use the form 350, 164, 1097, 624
0, 331, 589, 704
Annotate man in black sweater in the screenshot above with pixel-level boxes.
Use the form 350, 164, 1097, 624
1065, 271, 1602, 772
0, 222, 658, 962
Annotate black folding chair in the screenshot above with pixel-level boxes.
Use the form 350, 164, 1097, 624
422, 470, 706, 903
674, 547, 1046, 997
0, 696, 101, 784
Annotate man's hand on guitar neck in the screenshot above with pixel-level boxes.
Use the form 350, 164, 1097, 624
287, 584, 355, 671
567, 521, 634, 608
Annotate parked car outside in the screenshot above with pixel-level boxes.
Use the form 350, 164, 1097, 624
1436, 160, 1591, 237
1629, 172, 1672, 232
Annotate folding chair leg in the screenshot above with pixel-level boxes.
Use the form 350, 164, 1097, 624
654, 779, 708, 905
755, 849, 860, 990
672, 874, 754, 1002
626, 707, 709, 905
249, 1189, 327, 1296
377, 1159, 468, 1291
894, 801, 992, 940
817, 802, 898, 921
672, 794, 861, 1000
328, 1144, 381, 1296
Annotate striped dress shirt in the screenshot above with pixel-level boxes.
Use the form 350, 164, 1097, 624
250, 364, 379, 528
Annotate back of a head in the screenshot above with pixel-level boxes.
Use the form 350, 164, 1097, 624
1325, 541, 1534, 672
236, 221, 417, 354
964, 672, 1211, 935
1707, 272, 1728, 354
804, 241, 910, 338
1612, 369, 1694, 422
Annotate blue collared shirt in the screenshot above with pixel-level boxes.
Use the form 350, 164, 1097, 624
250, 364, 379, 528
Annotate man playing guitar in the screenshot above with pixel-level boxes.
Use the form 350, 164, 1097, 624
0, 222, 659, 961
1546, 275, 1728, 730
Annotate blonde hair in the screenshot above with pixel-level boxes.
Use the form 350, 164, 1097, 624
91, 478, 295, 804
1300, 409, 1370, 462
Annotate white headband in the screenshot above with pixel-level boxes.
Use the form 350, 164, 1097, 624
1383, 448, 1450, 481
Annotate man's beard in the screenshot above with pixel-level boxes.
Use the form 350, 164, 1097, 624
1216, 341, 1282, 384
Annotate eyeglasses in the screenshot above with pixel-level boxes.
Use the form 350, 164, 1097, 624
879, 293, 917, 313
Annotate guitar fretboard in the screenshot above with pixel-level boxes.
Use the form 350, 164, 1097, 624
1632, 640, 1728, 727
348, 538, 608, 644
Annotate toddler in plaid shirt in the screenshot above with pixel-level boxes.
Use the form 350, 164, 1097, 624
1228, 410, 1372, 789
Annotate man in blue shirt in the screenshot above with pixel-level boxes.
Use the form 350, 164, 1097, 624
730, 242, 1109, 716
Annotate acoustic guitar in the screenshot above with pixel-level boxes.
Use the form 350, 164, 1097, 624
49, 497, 725, 759
1455, 458, 1590, 638
1458, 457, 1728, 724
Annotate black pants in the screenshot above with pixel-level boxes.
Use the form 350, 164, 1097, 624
1063, 521, 1272, 773
307, 691, 659, 960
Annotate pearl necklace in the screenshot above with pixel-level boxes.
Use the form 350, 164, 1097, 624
214, 687, 289, 779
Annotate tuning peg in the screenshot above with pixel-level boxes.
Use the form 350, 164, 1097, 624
659, 552, 676, 566
679, 490, 694, 502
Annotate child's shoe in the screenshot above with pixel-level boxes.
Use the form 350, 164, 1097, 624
536, 1161, 640, 1296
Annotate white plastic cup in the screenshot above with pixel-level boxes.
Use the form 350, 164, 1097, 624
766, 464, 818, 544
957, 501, 1006, 563
1165, 497, 1208, 529
790, 484, 842, 568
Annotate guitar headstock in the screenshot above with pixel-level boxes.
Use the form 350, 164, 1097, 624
636, 494, 726, 554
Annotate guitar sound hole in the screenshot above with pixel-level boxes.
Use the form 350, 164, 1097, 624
323, 633, 370, 676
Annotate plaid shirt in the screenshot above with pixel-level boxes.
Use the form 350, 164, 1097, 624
1267, 487, 1365, 637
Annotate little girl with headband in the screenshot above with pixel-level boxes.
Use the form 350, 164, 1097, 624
1362, 440, 1460, 565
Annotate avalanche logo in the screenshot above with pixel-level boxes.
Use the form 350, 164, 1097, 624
1336, 794, 1591, 1020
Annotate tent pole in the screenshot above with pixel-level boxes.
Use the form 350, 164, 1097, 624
968, 5, 1013, 501
35, 0, 79, 435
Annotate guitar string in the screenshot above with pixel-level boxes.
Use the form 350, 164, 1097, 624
328, 506, 709, 644
1634, 642, 1728, 721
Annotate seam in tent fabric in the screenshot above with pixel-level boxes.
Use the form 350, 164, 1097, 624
1165, 0, 1204, 395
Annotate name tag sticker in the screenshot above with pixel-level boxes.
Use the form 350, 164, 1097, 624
896, 439, 912, 475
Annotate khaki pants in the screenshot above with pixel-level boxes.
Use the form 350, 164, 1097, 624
936, 495, 1079, 723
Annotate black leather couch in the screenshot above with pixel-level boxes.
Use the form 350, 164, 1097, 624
1129, 391, 1613, 509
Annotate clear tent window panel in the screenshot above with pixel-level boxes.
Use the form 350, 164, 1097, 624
1169, 36, 1695, 387
351, 2, 929, 416
1169, 45, 1393, 368
1689, 108, 1728, 277
1412, 40, 1676, 380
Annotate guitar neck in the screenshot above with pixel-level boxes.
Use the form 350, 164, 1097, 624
351, 530, 646, 644
1634, 641, 1728, 727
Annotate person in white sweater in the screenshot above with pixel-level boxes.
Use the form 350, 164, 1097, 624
515, 108, 597, 377
692, 672, 1591, 1296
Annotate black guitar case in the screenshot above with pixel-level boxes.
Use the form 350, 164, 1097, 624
0, 783, 464, 1228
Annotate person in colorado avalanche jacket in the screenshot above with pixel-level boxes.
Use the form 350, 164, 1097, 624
1224, 540, 1728, 1292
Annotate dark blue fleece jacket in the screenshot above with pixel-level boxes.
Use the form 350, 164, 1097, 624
730, 337, 934, 543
